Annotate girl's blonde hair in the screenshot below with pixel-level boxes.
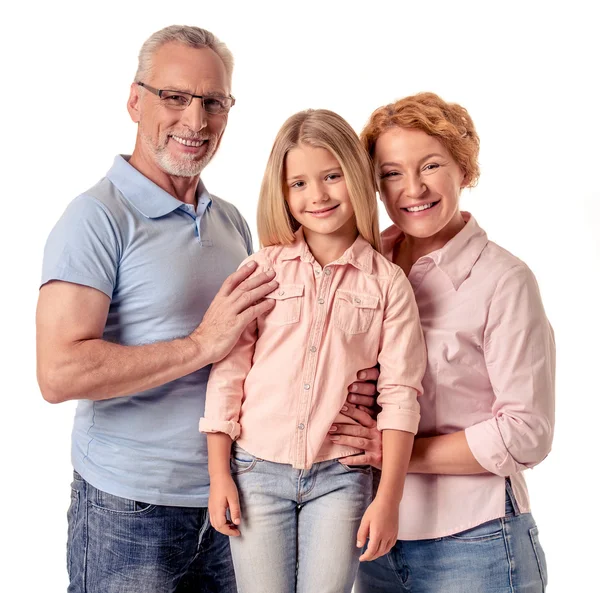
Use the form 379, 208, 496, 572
257, 109, 381, 252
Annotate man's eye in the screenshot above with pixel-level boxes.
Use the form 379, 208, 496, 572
162, 94, 189, 106
204, 98, 226, 113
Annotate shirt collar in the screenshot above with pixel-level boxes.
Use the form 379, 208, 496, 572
281, 228, 374, 274
381, 212, 488, 290
106, 155, 212, 218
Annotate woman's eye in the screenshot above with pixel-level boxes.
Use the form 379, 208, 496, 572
423, 163, 440, 172
380, 171, 400, 179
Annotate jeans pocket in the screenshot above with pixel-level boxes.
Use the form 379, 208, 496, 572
448, 518, 504, 542
66, 483, 80, 576
333, 290, 378, 335
230, 447, 259, 474
265, 284, 304, 326
529, 526, 548, 589
89, 485, 155, 515
336, 460, 373, 474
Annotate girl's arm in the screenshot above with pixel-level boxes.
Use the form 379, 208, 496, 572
356, 429, 413, 561
356, 268, 427, 561
207, 433, 241, 536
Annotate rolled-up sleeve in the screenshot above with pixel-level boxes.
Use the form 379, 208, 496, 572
376, 269, 426, 434
465, 264, 555, 477
199, 255, 262, 439
199, 318, 257, 439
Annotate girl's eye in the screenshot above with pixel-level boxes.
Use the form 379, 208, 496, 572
325, 173, 341, 181
291, 181, 305, 189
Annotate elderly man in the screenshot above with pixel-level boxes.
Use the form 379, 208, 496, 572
37, 25, 377, 592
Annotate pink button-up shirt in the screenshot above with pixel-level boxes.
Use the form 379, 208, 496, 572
382, 213, 555, 540
200, 232, 427, 470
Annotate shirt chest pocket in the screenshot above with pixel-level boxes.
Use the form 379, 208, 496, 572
265, 284, 304, 326
333, 290, 379, 335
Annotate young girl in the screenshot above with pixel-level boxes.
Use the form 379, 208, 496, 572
199, 109, 426, 593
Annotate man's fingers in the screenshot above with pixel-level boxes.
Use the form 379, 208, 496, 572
233, 280, 278, 313
240, 299, 276, 325
338, 405, 377, 428
220, 261, 259, 297
348, 381, 377, 397
348, 393, 377, 407
330, 422, 372, 437
356, 367, 380, 382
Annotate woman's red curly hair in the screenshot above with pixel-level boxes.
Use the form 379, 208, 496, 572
360, 92, 481, 188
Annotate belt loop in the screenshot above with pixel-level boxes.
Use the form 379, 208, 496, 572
505, 478, 520, 517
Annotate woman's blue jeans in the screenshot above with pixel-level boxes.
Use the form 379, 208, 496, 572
355, 479, 548, 593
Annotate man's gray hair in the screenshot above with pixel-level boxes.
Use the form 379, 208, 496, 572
135, 25, 234, 85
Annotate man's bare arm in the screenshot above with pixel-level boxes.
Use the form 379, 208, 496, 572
37, 262, 277, 403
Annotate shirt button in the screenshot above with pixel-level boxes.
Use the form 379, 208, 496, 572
298, 423, 305, 430
278, 290, 285, 296
315, 269, 320, 275
354, 298, 361, 304
310, 346, 317, 353
318, 298, 325, 304
324, 268, 332, 275
304, 383, 310, 390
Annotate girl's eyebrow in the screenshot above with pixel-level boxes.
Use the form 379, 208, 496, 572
320, 167, 342, 175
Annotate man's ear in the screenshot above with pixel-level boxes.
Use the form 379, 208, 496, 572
127, 82, 141, 123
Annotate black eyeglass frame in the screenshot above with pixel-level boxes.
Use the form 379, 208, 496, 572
136, 82, 235, 114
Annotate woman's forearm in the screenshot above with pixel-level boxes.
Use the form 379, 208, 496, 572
409, 431, 488, 475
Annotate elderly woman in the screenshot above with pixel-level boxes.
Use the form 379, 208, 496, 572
330, 93, 555, 593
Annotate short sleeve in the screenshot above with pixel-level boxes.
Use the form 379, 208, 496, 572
41, 195, 121, 298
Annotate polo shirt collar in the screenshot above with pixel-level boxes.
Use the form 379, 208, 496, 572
106, 155, 211, 218
381, 212, 488, 290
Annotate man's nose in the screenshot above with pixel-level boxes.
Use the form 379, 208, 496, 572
180, 98, 208, 133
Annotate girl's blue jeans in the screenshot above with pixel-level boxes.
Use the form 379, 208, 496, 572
229, 446, 373, 593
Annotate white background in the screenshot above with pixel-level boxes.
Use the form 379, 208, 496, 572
1, 1, 598, 590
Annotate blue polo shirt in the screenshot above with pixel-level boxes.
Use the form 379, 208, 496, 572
41, 155, 253, 506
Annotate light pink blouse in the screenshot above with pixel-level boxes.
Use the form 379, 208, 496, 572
382, 213, 555, 540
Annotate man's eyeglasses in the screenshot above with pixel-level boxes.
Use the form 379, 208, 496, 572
136, 82, 235, 115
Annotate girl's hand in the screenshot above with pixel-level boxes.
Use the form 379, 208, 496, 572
356, 496, 399, 562
208, 473, 242, 537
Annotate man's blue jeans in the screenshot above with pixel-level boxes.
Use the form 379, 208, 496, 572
66, 471, 237, 593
